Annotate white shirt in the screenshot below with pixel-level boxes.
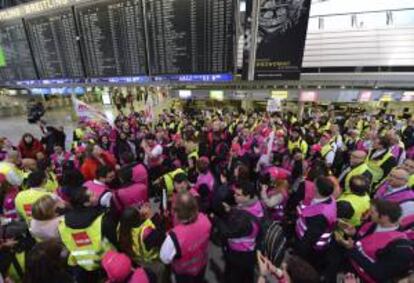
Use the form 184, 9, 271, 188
0, 162, 23, 187
160, 234, 177, 264
374, 224, 399, 233
144, 144, 163, 166
325, 151, 335, 166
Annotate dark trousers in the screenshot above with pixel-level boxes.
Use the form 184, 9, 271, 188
224, 250, 256, 283
174, 267, 206, 283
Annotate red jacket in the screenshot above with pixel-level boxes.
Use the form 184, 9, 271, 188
80, 151, 117, 181
18, 139, 44, 159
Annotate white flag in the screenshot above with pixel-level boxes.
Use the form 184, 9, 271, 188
71, 96, 112, 124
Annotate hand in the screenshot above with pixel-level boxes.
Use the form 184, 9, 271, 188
139, 202, 153, 219
343, 273, 359, 283
260, 184, 268, 192
338, 220, 357, 236
0, 239, 18, 249
339, 238, 355, 250
222, 202, 231, 213
257, 251, 269, 276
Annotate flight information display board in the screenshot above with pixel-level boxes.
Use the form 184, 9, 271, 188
25, 9, 85, 79
145, 0, 235, 75
76, 0, 147, 77
0, 20, 37, 81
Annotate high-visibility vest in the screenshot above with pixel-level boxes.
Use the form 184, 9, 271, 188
131, 219, 159, 263
366, 150, 393, 184
288, 138, 308, 156
7, 251, 25, 282
59, 214, 112, 271
188, 150, 199, 161
15, 189, 51, 222
163, 168, 185, 196
409, 175, 414, 188
44, 172, 59, 193
343, 163, 372, 193
337, 193, 370, 227
321, 143, 333, 158
74, 128, 85, 141
0, 162, 24, 185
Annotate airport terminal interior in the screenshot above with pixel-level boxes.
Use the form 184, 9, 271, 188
0, 0, 413, 282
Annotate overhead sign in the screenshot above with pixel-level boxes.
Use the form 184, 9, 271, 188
300, 91, 318, 102
251, 0, 312, 80
267, 99, 281, 112
358, 91, 372, 102
210, 90, 224, 101
271, 90, 288, 100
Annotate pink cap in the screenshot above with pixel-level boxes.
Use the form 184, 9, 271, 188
311, 144, 322, 152
102, 251, 132, 282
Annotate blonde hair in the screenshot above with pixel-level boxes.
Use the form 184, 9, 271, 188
32, 195, 57, 221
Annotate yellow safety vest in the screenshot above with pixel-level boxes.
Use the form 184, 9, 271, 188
337, 193, 370, 227
131, 219, 159, 263
59, 214, 112, 271
0, 162, 24, 185
288, 138, 308, 156
188, 150, 199, 161
409, 175, 414, 188
321, 143, 333, 158
343, 163, 372, 193
74, 128, 85, 140
7, 251, 25, 282
163, 168, 185, 196
366, 150, 393, 184
15, 189, 51, 222
44, 172, 59, 193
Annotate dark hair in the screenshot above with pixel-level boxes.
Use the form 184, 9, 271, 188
349, 175, 369, 196
315, 176, 334, 197
119, 208, 141, 259
234, 181, 256, 199
96, 166, 112, 179
173, 172, 188, 184
378, 136, 391, 149
372, 199, 402, 223
67, 186, 90, 207
285, 255, 319, 283
120, 152, 135, 165
307, 160, 330, 181
27, 170, 46, 188
61, 169, 84, 187
24, 240, 71, 283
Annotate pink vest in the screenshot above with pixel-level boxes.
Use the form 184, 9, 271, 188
375, 184, 414, 204
51, 152, 72, 177
171, 213, 212, 276
242, 200, 264, 219
196, 171, 215, 193
2, 188, 18, 219
266, 190, 288, 222
303, 181, 316, 205
228, 215, 260, 252
128, 268, 149, 283
295, 197, 337, 250
83, 180, 108, 203
265, 166, 290, 180
391, 145, 403, 160
351, 228, 408, 283
400, 215, 414, 240
113, 183, 148, 211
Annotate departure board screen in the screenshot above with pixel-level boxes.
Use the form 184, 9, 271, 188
26, 9, 84, 79
76, 0, 147, 77
145, 0, 235, 75
0, 20, 37, 81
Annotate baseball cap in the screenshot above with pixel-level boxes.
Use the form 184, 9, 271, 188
102, 251, 132, 282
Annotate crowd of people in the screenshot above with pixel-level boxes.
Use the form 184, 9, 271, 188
0, 105, 413, 283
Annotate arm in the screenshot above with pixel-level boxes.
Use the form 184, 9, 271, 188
260, 189, 284, 209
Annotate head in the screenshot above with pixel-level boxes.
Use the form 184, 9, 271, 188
61, 169, 84, 188
32, 195, 59, 221
315, 177, 334, 198
24, 240, 68, 283
401, 159, 414, 175
67, 186, 91, 208
320, 132, 331, 146
387, 168, 409, 189
174, 192, 199, 224
349, 175, 369, 196
53, 145, 63, 155
283, 255, 320, 283
22, 133, 34, 145
96, 166, 116, 184
197, 157, 210, 174
92, 144, 103, 157
234, 163, 250, 182
234, 181, 256, 204
173, 173, 189, 193
370, 199, 402, 225
102, 251, 132, 283
27, 170, 47, 188
349, 150, 367, 167
101, 135, 109, 144
6, 150, 21, 165
373, 136, 391, 150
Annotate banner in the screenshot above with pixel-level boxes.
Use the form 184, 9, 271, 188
71, 96, 112, 124
267, 99, 281, 113
254, 0, 311, 80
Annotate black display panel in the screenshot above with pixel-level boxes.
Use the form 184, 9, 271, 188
0, 20, 37, 81
145, 0, 235, 75
76, 0, 147, 77
25, 9, 85, 79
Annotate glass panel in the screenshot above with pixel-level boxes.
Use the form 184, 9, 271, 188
355, 12, 387, 29
393, 9, 414, 27
322, 14, 353, 31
